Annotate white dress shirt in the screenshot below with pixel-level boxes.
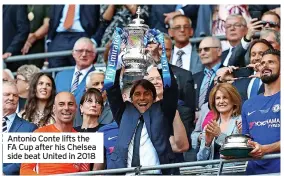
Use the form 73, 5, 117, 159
171, 43, 192, 71
71, 65, 93, 87
127, 123, 161, 174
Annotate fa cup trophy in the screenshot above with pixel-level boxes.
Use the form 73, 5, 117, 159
104, 7, 171, 90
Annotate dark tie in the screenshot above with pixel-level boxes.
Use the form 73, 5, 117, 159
3, 116, 8, 132
176, 50, 185, 68
64, 5, 75, 29
131, 115, 144, 167
199, 70, 213, 108
71, 71, 82, 94
250, 78, 260, 98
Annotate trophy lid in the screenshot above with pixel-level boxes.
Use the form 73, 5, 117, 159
127, 6, 149, 29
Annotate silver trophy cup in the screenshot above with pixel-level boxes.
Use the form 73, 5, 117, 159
121, 7, 153, 82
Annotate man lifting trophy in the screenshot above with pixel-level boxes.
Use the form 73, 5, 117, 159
104, 6, 171, 90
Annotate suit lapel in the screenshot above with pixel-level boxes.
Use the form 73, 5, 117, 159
226, 118, 238, 135
221, 50, 229, 64
194, 72, 204, 109
9, 115, 23, 132
74, 67, 95, 96
54, 5, 64, 28
67, 69, 75, 92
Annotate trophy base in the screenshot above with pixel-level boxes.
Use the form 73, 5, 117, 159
122, 74, 145, 85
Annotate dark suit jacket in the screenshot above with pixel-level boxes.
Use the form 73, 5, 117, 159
3, 5, 29, 55
48, 5, 108, 46
3, 115, 37, 175
222, 40, 250, 67
106, 67, 179, 174
55, 66, 95, 127
171, 65, 195, 152
149, 5, 199, 33
171, 65, 195, 136
232, 78, 265, 104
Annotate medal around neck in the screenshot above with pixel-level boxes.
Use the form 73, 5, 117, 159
28, 12, 34, 21
103, 6, 171, 90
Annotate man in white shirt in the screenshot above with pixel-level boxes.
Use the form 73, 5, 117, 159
168, 14, 203, 74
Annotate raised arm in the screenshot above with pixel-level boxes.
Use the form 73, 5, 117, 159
158, 64, 178, 124
170, 110, 190, 153
106, 69, 125, 125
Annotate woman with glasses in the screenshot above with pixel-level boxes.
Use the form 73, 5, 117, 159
16, 65, 40, 113
197, 83, 242, 162
22, 72, 56, 127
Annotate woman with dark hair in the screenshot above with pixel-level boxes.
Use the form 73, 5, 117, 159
74, 88, 105, 171
75, 88, 104, 132
197, 83, 242, 161
22, 73, 56, 127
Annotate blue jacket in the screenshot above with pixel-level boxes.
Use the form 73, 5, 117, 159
106, 67, 179, 174
3, 115, 37, 175
55, 67, 95, 126
98, 121, 119, 167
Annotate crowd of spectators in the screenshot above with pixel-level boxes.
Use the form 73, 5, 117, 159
2, 4, 280, 175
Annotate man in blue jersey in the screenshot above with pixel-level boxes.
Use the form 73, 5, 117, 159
242, 49, 280, 174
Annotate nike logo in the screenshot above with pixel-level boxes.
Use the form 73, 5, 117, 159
248, 111, 256, 116
108, 136, 118, 140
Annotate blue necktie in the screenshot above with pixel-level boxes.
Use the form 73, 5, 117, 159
71, 71, 82, 94
199, 70, 213, 108
131, 115, 144, 167
175, 5, 183, 11
250, 78, 260, 98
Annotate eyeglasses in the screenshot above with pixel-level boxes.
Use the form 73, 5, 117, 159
260, 21, 280, 28
197, 47, 220, 54
171, 25, 191, 31
74, 49, 94, 55
224, 23, 245, 29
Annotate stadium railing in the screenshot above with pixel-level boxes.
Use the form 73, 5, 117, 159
54, 153, 280, 175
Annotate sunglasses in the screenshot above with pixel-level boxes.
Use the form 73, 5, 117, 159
260, 21, 280, 28
197, 47, 220, 54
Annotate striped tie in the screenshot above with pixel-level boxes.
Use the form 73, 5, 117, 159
71, 71, 82, 94
176, 50, 185, 68
3, 116, 8, 132
198, 70, 213, 108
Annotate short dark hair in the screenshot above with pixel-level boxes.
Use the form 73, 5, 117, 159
130, 79, 157, 100
248, 39, 273, 58
262, 49, 280, 60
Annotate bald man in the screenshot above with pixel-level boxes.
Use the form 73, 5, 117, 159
20, 92, 90, 175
